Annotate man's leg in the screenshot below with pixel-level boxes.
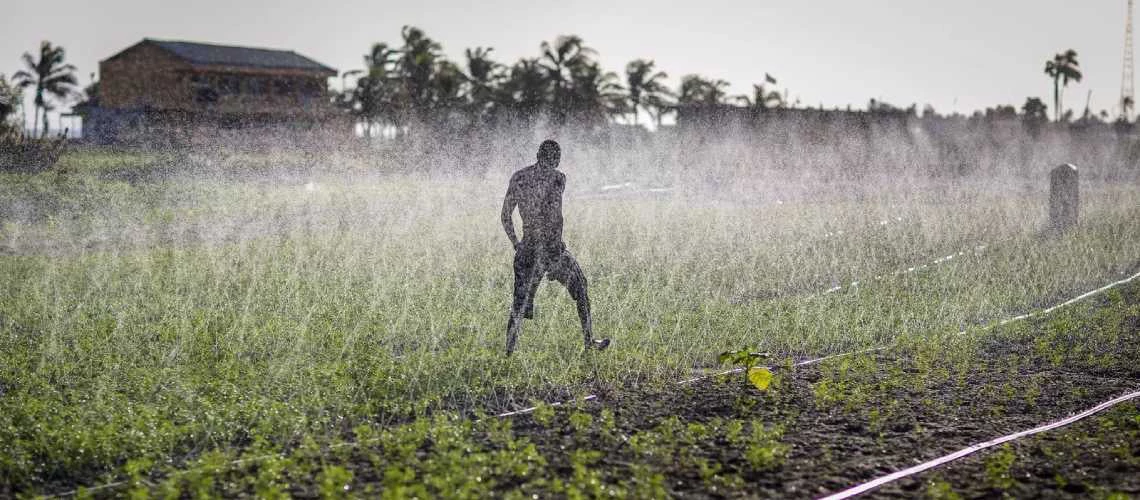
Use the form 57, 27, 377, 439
506, 248, 541, 355
551, 249, 609, 350
523, 269, 541, 319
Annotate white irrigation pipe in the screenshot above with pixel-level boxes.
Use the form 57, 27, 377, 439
804, 269, 1140, 371
996, 269, 1140, 326
818, 389, 1140, 500
572, 182, 676, 200
809, 268, 1140, 500
491, 394, 598, 418
820, 245, 988, 296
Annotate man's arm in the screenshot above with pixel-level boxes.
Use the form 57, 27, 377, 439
501, 176, 519, 248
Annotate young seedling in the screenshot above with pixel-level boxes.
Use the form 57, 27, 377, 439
718, 349, 774, 391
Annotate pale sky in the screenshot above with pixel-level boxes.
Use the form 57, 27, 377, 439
0, 0, 1130, 131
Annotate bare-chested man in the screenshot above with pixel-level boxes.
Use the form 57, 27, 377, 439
501, 140, 610, 355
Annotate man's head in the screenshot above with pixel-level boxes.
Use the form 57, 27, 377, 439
537, 140, 561, 168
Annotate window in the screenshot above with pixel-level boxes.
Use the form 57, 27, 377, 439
189, 74, 218, 104
302, 79, 322, 97
218, 75, 240, 95
273, 79, 294, 96
247, 78, 267, 95
195, 87, 219, 104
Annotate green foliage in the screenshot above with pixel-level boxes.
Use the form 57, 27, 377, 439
568, 411, 594, 434
531, 401, 555, 427
984, 444, 1017, 491
744, 421, 789, 471
598, 408, 616, 434
123, 457, 153, 500
627, 464, 668, 499
718, 348, 764, 368
747, 366, 773, 391
318, 465, 354, 499
719, 348, 773, 392
925, 479, 962, 500
0, 73, 22, 127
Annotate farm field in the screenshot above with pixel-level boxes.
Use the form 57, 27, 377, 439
0, 148, 1138, 497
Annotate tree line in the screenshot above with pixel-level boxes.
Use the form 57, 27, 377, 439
0, 29, 1125, 138
338, 27, 779, 135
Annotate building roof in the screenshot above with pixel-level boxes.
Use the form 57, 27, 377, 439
144, 39, 336, 74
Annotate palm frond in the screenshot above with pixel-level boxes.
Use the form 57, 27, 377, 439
12, 70, 34, 87
21, 53, 36, 73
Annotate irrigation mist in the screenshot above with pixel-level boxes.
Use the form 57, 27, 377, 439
1, 115, 1139, 494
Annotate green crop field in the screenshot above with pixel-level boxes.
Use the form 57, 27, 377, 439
1, 146, 1139, 498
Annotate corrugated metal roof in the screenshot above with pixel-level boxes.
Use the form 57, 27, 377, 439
146, 39, 335, 73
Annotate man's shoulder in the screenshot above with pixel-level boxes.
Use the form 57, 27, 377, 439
510, 165, 536, 181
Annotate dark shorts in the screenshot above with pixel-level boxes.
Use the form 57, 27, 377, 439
513, 240, 585, 296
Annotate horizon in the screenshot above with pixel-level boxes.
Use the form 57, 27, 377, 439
0, 0, 1131, 132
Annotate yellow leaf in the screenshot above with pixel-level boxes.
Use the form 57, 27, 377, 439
747, 367, 773, 391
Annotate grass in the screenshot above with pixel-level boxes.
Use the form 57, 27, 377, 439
0, 147, 1138, 495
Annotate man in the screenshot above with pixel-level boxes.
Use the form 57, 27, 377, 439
501, 140, 610, 355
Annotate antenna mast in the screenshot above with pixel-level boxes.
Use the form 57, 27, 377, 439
1123, 0, 1135, 120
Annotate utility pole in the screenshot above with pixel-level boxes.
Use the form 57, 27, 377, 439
1123, 0, 1135, 121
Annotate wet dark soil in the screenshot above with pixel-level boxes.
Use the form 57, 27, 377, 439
490, 281, 1140, 498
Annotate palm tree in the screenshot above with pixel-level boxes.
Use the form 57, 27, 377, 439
644, 93, 674, 128
0, 74, 21, 129
1021, 96, 1049, 138
500, 58, 550, 121
624, 59, 670, 125
740, 83, 783, 110
540, 35, 594, 84
677, 75, 731, 105
354, 42, 401, 137
566, 62, 625, 125
432, 60, 466, 113
398, 26, 443, 114
1021, 97, 1048, 120
540, 35, 596, 120
464, 47, 502, 122
1043, 50, 1082, 122
13, 41, 79, 137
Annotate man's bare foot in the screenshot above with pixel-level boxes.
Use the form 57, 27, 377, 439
586, 338, 610, 350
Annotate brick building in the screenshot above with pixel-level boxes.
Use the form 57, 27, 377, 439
80, 39, 340, 143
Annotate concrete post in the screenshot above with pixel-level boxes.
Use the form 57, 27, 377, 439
1049, 164, 1079, 232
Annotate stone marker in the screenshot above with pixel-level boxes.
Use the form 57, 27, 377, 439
1049, 164, 1079, 232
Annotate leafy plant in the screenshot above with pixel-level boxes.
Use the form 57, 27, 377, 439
531, 401, 555, 427
319, 465, 354, 499
925, 478, 961, 500
718, 348, 773, 391
744, 421, 788, 471
984, 444, 1017, 491
568, 411, 594, 435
